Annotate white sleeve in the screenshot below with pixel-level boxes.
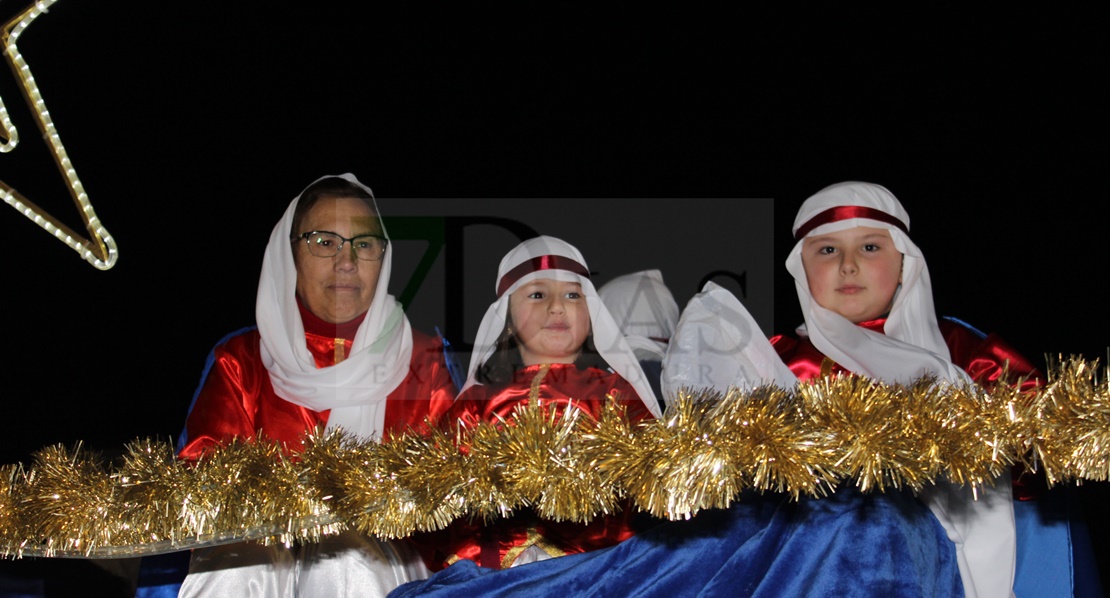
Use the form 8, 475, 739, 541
919, 469, 1017, 598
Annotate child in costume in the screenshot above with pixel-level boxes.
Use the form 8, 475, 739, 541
771, 180, 1099, 598
410, 235, 663, 573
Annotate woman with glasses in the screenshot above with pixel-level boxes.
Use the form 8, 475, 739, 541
177, 174, 456, 597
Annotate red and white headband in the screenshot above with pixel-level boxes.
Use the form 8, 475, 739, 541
497, 254, 591, 296
793, 205, 909, 240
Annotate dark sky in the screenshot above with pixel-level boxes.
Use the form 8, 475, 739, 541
1, 2, 1107, 467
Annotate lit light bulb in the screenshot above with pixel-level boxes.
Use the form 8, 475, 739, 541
1, 0, 118, 270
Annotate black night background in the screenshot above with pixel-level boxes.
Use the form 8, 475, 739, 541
0, 2, 1106, 595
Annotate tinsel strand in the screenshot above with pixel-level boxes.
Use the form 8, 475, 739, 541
2, 358, 1109, 559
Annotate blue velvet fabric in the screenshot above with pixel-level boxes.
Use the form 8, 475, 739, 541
391, 486, 962, 598
1013, 486, 1104, 598
134, 551, 192, 598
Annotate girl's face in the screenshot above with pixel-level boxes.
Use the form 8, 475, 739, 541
801, 226, 903, 324
509, 278, 591, 365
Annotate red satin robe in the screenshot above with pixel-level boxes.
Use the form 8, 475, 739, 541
177, 326, 457, 461
770, 316, 1044, 498
769, 317, 1042, 391
414, 363, 656, 572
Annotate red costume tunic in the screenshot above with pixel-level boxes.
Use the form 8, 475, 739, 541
770, 316, 1044, 499
178, 326, 457, 461
769, 316, 1042, 391
414, 363, 656, 572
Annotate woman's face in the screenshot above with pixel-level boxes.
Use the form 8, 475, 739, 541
509, 278, 591, 365
801, 226, 903, 323
293, 196, 384, 324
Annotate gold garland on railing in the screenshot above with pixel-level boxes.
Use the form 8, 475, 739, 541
2, 357, 1108, 560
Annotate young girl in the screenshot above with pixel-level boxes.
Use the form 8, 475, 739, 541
454, 236, 661, 425
772, 181, 1096, 598
412, 235, 662, 572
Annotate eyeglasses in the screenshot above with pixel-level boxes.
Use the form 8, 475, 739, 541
292, 231, 389, 261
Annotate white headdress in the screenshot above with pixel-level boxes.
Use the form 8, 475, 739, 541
784, 181, 970, 384
256, 173, 413, 440
597, 269, 680, 362
461, 236, 662, 418
661, 281, 798, 402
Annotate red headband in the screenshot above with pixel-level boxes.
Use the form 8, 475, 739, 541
793, 205, 909, 240
497, 255, 590, 296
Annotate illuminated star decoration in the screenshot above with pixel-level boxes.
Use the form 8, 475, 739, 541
1, 0, 117, 270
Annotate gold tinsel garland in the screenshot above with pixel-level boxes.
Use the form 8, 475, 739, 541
2, 357, 1109, 560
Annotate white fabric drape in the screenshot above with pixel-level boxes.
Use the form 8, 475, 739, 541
179, 532, 431, 598
661, 281, 798, 400
597, 269, 680, 363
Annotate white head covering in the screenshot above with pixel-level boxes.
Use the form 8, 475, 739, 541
786, 182, 1014, 598
597, 269, 680, 362
256, 173, 414, 440
461, 236, 662, 418
785, 181, 970, 385
661, 281, 798, 403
